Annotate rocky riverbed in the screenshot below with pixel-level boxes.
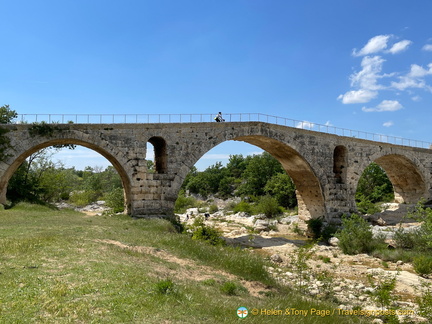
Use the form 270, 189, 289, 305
179, 203, 431, 323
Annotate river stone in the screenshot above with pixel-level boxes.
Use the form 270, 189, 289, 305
328, 237, 339, 246
254, 220, 269, 231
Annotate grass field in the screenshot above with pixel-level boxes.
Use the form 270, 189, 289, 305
0, 203, 368, 323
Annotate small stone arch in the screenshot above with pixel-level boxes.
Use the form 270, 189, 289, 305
148, 136, 167, 174
333, 145, 347, 184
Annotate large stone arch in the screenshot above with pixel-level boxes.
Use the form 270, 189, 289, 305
169, 125, 326, 220
0, 137, 132, 213
233, 135, 326, 220
354, 153, 427, 204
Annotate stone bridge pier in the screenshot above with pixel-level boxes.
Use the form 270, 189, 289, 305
1, 122, 432, 222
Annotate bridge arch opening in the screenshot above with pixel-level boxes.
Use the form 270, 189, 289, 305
355, 162, 394, 213
178, 137, 326, 220
233, 135, 326, 220
355, 154, 426, 213
1, 140, 131, 213
147, 136, 167, 174
373, 154, 426, 204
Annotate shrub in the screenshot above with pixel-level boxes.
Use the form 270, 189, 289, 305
356, 197, 381, 215
153, 279, 176, 295
321, 223, 338, 243
367, 272, 397, 309
220, 281, 246, 296
174, 193, 197, 214
188, 216, 225, 246
306, 217, 323, 240
335, 214, 386, 255
289, 246, 314, 293
407, 200, 432, 250
417, 283, 432, 322
393, 227, 428, 250
220, 281, 238, 295
232, 201, 253, 214
104, 187, 124, 213
413, 256, 432, 277
208, 204, 218, 214
69, 190, 99, 207
254, 195, 282, 218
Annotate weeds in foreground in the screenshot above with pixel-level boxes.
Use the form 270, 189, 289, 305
416, 282, 432, 322
153, 279, 177, 295
220, 281, 246, 296
289, 246, 314, 293
367, 271, 397, 308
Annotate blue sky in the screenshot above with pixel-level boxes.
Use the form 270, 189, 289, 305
2, 1, 432, 170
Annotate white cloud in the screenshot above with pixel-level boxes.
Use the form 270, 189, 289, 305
423, 44, 432, 51
324, 121, 333, 126
350, 55, 386, 90
296, 121, 315, 129
362, 100, 403, 112
340, 34, 432, 108
390, 63, 432, 91
408, 63, 432, 78
353, 35, 392, 56
388, 40, 412, 54
383, 121, 394, 127
338, 89, 378, 104
391, 77, 426, 91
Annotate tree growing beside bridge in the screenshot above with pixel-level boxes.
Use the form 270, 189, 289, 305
0, 105, 17, 124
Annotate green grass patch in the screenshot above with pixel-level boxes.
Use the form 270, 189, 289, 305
0, 202, 368, 323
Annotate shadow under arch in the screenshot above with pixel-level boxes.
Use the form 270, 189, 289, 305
231, 135, 326, 220
0, 138, 132, 213
372, 154, 426, 204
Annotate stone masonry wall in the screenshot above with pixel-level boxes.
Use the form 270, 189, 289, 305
0, 122, 431, 221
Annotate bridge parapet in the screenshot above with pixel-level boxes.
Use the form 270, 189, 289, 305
10, 113, 432, 149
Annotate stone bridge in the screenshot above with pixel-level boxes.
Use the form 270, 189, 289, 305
1, 121, 432, 221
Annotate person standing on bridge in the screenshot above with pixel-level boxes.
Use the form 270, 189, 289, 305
214, 112, 224, 122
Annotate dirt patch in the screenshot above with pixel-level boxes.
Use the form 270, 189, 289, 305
95, 239, 272, 297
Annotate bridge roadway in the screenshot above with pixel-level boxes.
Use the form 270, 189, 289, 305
1, 121, 431, 221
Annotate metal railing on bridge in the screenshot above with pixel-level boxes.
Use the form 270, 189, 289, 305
14, 113, 432, 149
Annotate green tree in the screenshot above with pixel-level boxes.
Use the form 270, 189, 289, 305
0, 105, 17, 124
185, 162, 226, 198
38, 165, 80, 202
146, 160, 155, 173
237, 152, 284, 197
7, 148, 80, 203
225, 154, 247, 178
264, 172, 297, 208
356, 162, 394, 203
